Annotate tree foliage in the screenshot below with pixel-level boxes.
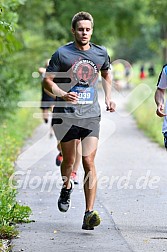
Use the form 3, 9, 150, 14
148, 0, 167, 63
0, 0, 26, 57
1, 0, 167, 117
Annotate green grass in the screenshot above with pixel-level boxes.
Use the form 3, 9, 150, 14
127, 65, 165, 147
0, 88, 41, 241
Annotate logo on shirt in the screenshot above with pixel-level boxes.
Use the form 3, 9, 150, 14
72, 59, 98, 86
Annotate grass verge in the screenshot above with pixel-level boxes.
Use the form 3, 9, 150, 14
127, 68, 164, 147
0, 90, 41, 248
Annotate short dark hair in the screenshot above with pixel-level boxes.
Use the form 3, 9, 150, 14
71, 11, 94, 30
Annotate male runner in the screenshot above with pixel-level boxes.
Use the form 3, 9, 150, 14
44, 11, 115, 230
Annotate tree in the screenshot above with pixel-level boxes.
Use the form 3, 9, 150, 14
0, 0, 26, 58
148, 0, 167, 63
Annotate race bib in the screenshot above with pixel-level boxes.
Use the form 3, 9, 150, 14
71, 85, 95, 104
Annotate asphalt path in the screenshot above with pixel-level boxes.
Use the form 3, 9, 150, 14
12, 89, 167, 252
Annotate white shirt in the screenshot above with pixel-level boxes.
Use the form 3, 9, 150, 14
157, 65, 167, 133
157, 65, 167, 89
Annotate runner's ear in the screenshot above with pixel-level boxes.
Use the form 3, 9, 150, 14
71, 28, 75, 35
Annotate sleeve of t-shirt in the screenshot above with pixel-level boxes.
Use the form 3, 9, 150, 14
157, 65, 167, 89
101, 48, 110, 71
46, 50, 61, 73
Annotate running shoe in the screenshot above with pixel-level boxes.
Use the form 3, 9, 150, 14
71, 171, 79, 185
164, 132, 167, 149
58, 180, 74, 212
82, 210, 101, 230
56, 152, 63, 166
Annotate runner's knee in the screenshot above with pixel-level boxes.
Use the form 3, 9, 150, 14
82, 156, 95, 172
62, 156, 75, 168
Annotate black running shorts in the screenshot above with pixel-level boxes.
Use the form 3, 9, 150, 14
52, 116, 101, 142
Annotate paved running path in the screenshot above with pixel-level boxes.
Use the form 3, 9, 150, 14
12, 89, 167, 252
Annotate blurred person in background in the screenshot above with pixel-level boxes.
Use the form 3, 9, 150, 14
154, 64, 167, 149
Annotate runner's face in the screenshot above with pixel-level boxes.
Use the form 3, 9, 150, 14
72, 20, 93, 46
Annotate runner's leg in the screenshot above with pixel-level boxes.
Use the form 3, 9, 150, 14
60, 139, 77, 189
81, 136, 98, 211
71, 140, 81, 183
42, 108, 49, 123
73, 139, 81, 173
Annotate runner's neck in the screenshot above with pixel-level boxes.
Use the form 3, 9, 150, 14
74, 42, 91, 51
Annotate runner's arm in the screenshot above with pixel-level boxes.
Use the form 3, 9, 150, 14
101, 70, 116, 112
155, 87, 166, 117
43, 74, 78, 102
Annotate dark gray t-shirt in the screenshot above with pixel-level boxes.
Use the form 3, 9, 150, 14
46, 42, 110, 118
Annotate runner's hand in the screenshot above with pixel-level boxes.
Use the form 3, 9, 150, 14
106, 99, 116, 112
62, 92, 78, 103
156, 103, 166, 117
